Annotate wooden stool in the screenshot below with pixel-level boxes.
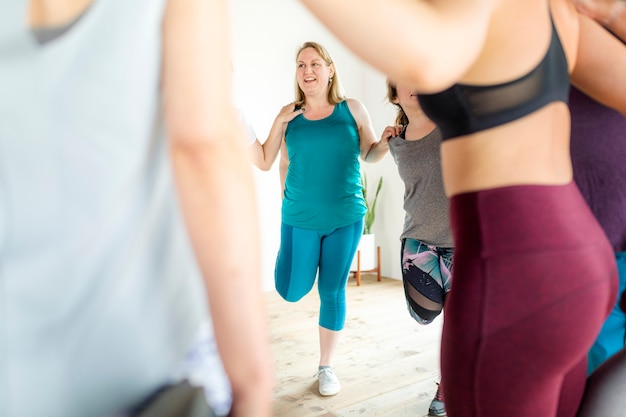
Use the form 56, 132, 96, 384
350, 246, 381, 286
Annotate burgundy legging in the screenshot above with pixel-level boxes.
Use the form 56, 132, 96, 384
443, 182, 618, 417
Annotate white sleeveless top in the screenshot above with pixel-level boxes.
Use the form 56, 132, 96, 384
0, 2, 212, 416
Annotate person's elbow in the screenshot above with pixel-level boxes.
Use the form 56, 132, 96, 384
361, 141, 388, 163
254, 160, 273, 171
169, 125, 249, 178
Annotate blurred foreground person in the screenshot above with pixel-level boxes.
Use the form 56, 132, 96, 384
0, 1, 272, 417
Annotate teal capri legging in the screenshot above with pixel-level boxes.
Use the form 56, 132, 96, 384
274, 219, 363, 331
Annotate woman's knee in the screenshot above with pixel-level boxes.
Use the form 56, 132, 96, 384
276, 286, 306, 303
274, 271, 311, 302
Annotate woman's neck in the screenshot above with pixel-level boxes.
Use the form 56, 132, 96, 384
28, 0, 93, 28
404, 110, 436, 141
302, 96, 334, 120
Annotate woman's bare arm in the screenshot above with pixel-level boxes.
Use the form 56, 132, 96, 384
298, 0, 494, 92
279, 139, 289, 198
346, 98, 388, 162
572, 0, 626, 41
571, 12, 626, 116
251, 103, 302, 171
162, 1, 273, 416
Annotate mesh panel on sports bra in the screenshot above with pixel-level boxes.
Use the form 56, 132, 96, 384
462, 66, 544, 118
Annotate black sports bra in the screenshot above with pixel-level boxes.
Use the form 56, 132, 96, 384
417, 19, 569, 141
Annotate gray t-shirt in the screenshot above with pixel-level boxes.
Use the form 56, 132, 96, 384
388, 127, 453, 247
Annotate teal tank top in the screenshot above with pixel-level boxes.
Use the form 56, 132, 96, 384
0, 2, 209, 416
283, 100, 367, 229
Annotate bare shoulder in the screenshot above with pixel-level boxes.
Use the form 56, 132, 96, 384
345, 98, 370, 126
345, 97, 368, 115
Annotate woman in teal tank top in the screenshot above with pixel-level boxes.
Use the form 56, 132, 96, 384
271, 42, 389, 397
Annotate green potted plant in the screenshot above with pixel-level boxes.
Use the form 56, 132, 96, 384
362, 173, 383, 235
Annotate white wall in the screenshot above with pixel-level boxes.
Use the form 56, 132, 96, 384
231, 0, 405, 290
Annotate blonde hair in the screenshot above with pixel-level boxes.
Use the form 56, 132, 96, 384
294, 41, 345, 106
386, 78, 409, 126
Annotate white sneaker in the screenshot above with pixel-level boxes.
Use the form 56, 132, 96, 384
316, 367, 341, 396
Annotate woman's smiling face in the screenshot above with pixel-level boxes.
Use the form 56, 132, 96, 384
296, 47, 334, 96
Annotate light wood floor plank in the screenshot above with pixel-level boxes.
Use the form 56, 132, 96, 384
267, 274, 444, 417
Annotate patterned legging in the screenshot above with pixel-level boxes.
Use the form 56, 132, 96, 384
400, 238, 453, 325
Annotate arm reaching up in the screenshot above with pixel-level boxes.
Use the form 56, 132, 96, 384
299, 0, 494, 92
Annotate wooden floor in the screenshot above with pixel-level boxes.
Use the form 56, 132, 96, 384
266, 274, 444, 417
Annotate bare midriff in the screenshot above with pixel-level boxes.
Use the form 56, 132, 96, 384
440, 102, 573, 197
